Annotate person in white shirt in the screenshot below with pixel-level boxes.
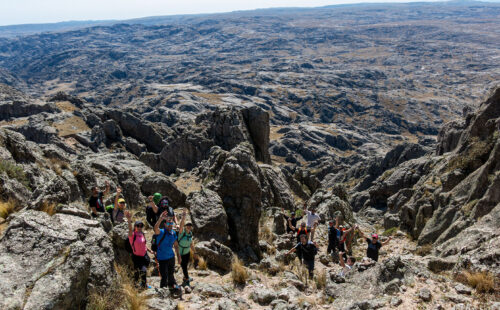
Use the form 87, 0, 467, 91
302, 204, 321, 241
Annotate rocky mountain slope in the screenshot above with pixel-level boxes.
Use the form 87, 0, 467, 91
0, 2, 499, 309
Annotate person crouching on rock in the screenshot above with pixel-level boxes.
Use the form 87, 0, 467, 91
357, 229, 392, 262
154, 211, 181, 292
286, 234, 318, 278
338, 251, 356, 277
125, 211, 151, 289
178, 209, 197, 287
88, 181, 110, 217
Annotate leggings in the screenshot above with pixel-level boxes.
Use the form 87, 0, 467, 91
181, 252, 190, 279
131, 254, 147, 288
159, 258, 176, 288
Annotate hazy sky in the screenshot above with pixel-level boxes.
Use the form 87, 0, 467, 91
0, 0, 444, 26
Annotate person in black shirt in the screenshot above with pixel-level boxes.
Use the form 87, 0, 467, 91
286, 234, 318, 278
281, 208, 303, 235
358, 230, 392, 262
89, 181, 110, 217
327, 218, 340, 257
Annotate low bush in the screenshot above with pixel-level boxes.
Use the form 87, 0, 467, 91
465, 271, 495, 293
0, 199, 17, 218
382, 227, 398, 236
231, 257, 249, 285
0, 160, 30, 188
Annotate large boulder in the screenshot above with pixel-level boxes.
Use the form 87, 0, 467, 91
194, 239, 234, 272
140, 173, 186, 208
0, 210, 115, 310
187, 188, 229, 243
209, 143, 263, 259
308, 186, 354, 224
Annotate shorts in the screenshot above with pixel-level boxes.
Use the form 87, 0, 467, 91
303, 259, 315, 272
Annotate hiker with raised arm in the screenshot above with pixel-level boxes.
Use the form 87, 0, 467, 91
108, 187, 126, 224
281, 207, 303, 236
178, 208, 196, 287
154, 211, 181, 292
338, 251, 356, 277
302, 203, 320, 241
357, 229, 392, 262
327, 217, 340, 259
338, 224, 356, 261
150, 195, 178, 227
125, 211, 151, 289
295, 222, 309, 245
286, 234, 318, 278
88, 180, 110, 217
146, 193, 162, 227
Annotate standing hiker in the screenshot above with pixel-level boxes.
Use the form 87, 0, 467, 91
153, 211, 181, 291
108, 187, 126, 224
296, 222, 309, 244
286, 234, 318, 278
357, 229, 392, 262
327, 218, 340, 259
302, 204, 320, 241
281, 207, 303, 235
88, 181, 110, 217
125, 211, 150, 289
146, 193, 163, 227
149, 195, 178, 228
178, 209, 196, 287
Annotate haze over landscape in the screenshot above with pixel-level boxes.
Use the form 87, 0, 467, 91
0, 1, 499, 309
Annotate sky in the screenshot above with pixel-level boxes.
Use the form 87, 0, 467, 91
0, 0, 452, 26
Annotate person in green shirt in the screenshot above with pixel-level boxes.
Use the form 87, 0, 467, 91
178, 209, 196, 286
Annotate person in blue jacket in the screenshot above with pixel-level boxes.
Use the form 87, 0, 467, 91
153, 211, 181, 291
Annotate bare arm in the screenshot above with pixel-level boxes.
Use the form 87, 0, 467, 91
174, 240, 181, 264
288, 218, 295, 231
178, 209, 187, 233
286, 247, 297, 255
154, 211, 167, 235
382, 236, 392, 246
339, 252, 346, 268
125, 211, 133, 237
103, 181, 110, 196
357, 228, 366, 239
148, 196, 158, 213
335, 216, 340, 229
114, 187, 121, 209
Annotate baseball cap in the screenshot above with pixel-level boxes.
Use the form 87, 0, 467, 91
153, 193, 162, 205
372, 234, 379, 239
118, 198, 126, 204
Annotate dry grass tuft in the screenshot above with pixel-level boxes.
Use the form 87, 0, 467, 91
259, 216, 275, 244
176, 302, 185, 310
116, 264, 150, 310
0, 199, 18, 219
464, 271, 495, 293
315, 269, 327, 289
197, 256, 207, 270
40, 201, 57, 216
87, 289, 117, 310
231, 257, 249, 285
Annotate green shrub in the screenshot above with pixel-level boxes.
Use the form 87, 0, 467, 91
382, 227, 398, 236
0, 160, 30, 189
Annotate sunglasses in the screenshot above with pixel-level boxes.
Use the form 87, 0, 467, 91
135, 224, 144, 228
165, 222, 174, 226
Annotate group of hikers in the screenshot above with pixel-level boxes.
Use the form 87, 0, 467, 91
89, 182, 392, 291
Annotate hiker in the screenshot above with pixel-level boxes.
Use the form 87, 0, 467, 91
302, 204, 320, 241
281, 207, 303, 235
286, 234, 318, 278
108, 187, 126, 224
153, 211, 181, 291
178, 209, 196, 287
149, 195, 178, 228
338, 224, 356, 261
338, 251, 356, 277
296, 222, 309, 244
88, 180, 110, 217
327, 217, 340, 257
146, 193, 162, 227
125, 211, 151, 289
357, 229, 392, 262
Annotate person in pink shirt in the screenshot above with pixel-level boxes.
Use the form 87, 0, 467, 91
126, 211, 151, 289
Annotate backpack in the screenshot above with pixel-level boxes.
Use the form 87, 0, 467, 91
151, 232, 167, 253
